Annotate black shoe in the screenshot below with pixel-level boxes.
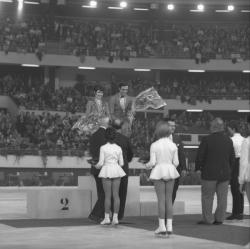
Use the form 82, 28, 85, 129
226, 214, 243, 220
213, 221, 223, 225
235, 214, 244, 220
197, 221, 212, 225
88, 214, 103, 223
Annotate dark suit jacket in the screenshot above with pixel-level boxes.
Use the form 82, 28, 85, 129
114, 132, 133, 175
109, 93, 133, 120
172, 134, 187, 173
89, 127, 106, 176
195, 131, 235, 181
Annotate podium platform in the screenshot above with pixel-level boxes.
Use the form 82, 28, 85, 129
27, 187, 91, 219
26, 176, 184, 219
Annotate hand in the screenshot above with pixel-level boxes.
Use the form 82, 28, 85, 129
95, 164, 101, 169
239, 183, 245, 194
181, 170, 187, 177
196, 170, 201, 175
144, 163, 152, 170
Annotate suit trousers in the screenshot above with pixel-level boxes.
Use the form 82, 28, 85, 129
230, 158, 244, 215
201, 179, 229, 223
89, 175, 105, 220
172, 177, 180, 203
118, 175, 128, 220
246, 182, 250, 204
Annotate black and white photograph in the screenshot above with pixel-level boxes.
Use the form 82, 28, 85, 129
0, 0, 249, 248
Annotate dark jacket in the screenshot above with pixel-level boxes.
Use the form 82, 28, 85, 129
89, 127, 106, 176
172, 134, 187, 173
114, 132, 133, 175
195, 131, 235, 181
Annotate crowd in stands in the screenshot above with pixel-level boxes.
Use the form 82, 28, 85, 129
0, 110, 88, 156
130, 73, 249, 102
0, 72, 248, 114
0, 109, 249, 157
0, 74, 89, 112
1, 15, 249, 60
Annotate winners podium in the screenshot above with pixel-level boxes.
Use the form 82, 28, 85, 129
27, 176, 184, 219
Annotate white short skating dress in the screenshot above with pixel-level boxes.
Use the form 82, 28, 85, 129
97, 143, 126, 179
146, 137, 180, 181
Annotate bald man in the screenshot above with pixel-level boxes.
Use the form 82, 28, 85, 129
112, 119, 133, 220
195, 118, 235, 225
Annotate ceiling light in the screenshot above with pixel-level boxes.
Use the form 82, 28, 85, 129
89, 0, 97, 7
188, 69, 205, 72
24, 1, 39, 4
186, 109, 203, 112
167, 4, 174, 10
242, 70, 250, 73
108, 6, 123, 9
78, 66, 96, 70
227, 5, 234, 11
133, 8, 149, 11
21, 64, 40, 67
120, 1, 127, 8
237, 110, 250, 113
134, 68, 151, 71
197, 4, 204, 11
215, 9, 229, 12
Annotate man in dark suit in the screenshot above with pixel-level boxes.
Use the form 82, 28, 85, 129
88, 116, 110, 222
163, 117, 187, 203
196, 118, 235, 225
112, 118, 134, 220
109, 83, 134, 137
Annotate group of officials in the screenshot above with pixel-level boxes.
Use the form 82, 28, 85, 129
85, 83, 250, 234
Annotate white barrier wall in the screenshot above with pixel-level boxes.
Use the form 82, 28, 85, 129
0, 156, 144, 169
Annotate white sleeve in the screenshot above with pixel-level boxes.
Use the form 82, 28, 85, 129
173, 146, 179, 167
96, 146, 105, 167
118, 147, 124, 167
239, 138, 249, 184
146, 144, 157, 167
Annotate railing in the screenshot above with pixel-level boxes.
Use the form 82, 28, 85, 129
0, 148, 87, 157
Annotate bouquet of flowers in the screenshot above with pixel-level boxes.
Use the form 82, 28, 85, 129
72, 114, 100, 135
134, 87, 167, 111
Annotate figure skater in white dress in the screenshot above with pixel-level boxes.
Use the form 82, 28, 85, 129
95, 127, 125, 225
145, 122, 179, 236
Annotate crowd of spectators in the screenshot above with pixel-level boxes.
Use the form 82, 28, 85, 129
0, 72, 248, 114
1, 15, 249, 60
0, 109, 249, 157
130, 73, 249, 102
0, 110, 88, 156
0, 74, 89, 113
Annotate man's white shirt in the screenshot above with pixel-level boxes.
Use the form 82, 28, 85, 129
231, 133, 244, 158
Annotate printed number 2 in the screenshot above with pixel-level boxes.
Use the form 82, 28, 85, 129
60, 198, 69, 210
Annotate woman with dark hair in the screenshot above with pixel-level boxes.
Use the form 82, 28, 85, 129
145, 122, 179, 236
73, 85, 110, 134
85, 86, 110, 118
95, 127, 125, 225
239, 114, 250, 203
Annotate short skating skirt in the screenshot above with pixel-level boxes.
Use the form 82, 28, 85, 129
99, 164, 126, 179
149, 163, 180, 181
